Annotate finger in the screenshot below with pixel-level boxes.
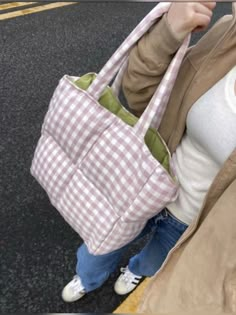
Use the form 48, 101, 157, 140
192, 13, 212, 31
201, 2, 217, 10
194, 2, 215, 18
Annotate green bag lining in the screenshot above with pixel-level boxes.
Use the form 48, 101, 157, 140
74, 73, 171, 173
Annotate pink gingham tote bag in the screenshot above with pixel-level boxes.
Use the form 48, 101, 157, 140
31, 2, 190, 255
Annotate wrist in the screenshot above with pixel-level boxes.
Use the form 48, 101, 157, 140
164, 13, 187, 44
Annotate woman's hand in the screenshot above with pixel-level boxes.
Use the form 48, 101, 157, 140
167, 2, 216, 41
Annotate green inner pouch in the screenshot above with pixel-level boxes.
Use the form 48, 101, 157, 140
74, 73, 171, 174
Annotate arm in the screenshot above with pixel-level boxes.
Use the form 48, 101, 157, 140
122, 2, 216, 117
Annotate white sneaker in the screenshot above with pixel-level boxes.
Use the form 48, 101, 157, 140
62, 275, 86, 302
114, 266, 143, 295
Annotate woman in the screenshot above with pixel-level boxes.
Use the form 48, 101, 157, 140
62, 3, 236, 312
122, 2, 236, 313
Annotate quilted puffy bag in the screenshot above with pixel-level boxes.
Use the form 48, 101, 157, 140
31, 2, 190, 255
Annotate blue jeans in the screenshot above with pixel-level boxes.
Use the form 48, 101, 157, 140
76, 208, 188, 292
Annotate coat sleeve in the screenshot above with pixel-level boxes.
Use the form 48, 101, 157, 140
122, 14, 183, 117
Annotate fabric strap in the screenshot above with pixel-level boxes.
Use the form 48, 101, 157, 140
87, 2, 190, 138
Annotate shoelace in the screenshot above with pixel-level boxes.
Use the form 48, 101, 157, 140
120, 267, 142, 285
71, 276, 86, 294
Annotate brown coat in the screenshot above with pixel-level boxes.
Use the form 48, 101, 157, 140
122, 3, 236, 314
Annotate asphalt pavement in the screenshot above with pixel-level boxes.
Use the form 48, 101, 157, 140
0, 2, 232, 313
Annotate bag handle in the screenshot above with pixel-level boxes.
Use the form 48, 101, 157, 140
111, 34, 189, 135
133, 35, 189, 136
87, 2, 190, 138
111, 56, 128, 98
87, 2, 172, 99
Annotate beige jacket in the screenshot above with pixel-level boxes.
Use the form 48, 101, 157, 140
122, 3, 236, 314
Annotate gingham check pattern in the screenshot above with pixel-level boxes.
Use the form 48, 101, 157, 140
31, 3, 189, 255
